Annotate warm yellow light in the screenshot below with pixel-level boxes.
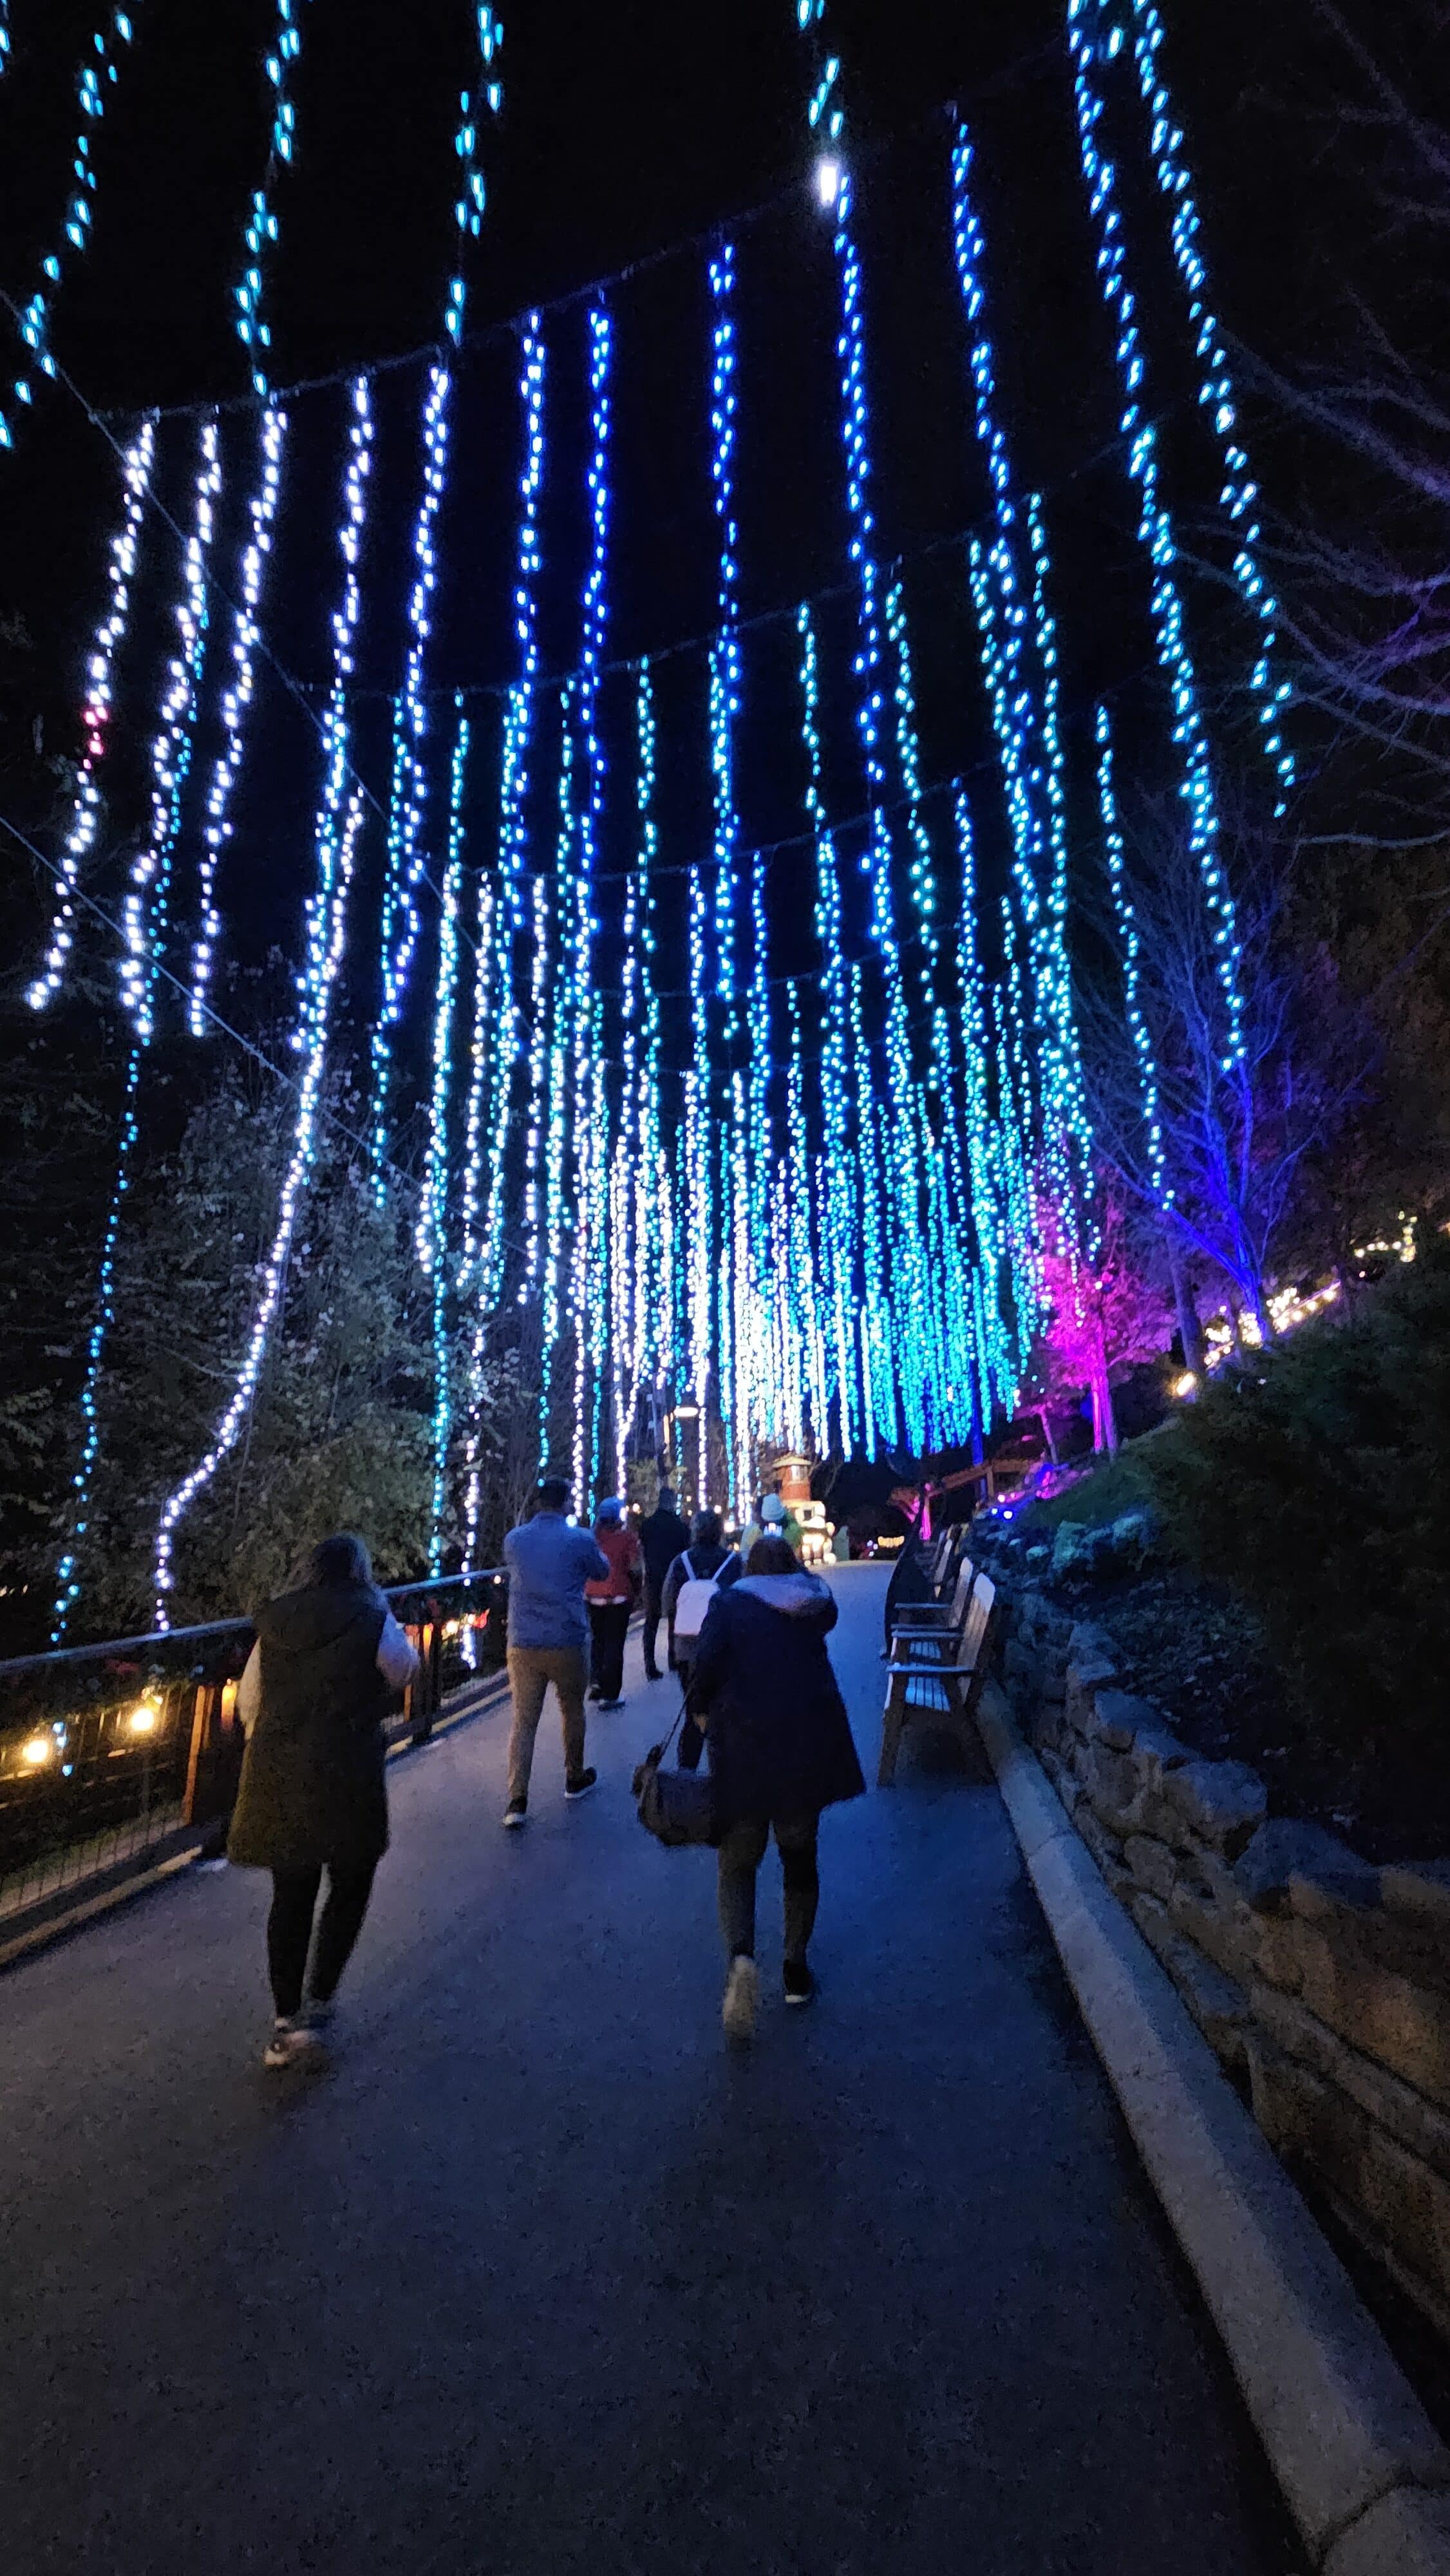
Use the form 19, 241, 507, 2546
21, 1733, 54, 1768
1172, 1371, 1198, 1399
125, 1698, 160, 1737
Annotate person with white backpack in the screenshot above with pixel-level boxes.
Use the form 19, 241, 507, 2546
659, 1508, 740, 1687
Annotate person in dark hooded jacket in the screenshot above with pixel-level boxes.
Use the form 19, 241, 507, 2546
689, 1534, 864, 2038
228, 1533, 419, 2066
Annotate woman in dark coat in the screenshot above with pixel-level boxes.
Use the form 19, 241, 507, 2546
689, 1534, 864, 2038
229, 1533, 418, 2066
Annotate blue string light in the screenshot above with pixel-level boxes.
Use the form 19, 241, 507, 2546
0, 6, 10, 74
444, 8, 504, 349
156, 381, 375, 1624
1065, 3, 1248, 1069
120, 419, 222, 1043
4, 7, 138, 448
27, 417, 155, 1009
188, 407, 287, 1033
1095, 701, 1172, 1205
1095, 0, 1294, 810
797, 600, 858, 1454
235, 0, 301, 399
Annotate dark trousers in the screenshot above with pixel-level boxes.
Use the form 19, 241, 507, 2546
589, 1600, 631, 1700
267, 1861, 378, 2019
642, 1585, 665, 1676
717, 1815, 820, 1964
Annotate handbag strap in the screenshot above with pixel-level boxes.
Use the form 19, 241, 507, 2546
648, 1690, 693, 1768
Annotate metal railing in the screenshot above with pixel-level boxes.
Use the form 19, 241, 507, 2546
0, 1570, 508, 1933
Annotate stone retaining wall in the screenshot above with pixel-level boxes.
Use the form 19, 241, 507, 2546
1001, 1585, 1450, 2342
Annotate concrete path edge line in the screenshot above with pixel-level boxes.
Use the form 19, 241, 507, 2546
975, 1681, 1450, 2573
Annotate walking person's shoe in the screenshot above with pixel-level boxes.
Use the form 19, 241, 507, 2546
599, 1697, 625, 1712
783, 1962, 816, 2008
564, 1767, 598, 1801
587, 1686, 604, 1703
644, 1664, 661, 1683
263, 2017, 324, 2069
502, 1796, 529, 1828
722, 1954, 760, 2041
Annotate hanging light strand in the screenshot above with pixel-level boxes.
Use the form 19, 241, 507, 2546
462, 317, 546, 1570
444, 7, 504, 348
1064, 4, 1247, 1069
27, 416, 156, 1010
4, 6, 139, 448
235, 0, 302, 398
1095, 701, 1172, 1205
421, 702, 469, 1570
155, 379, 375, 1624
188, 406, 287, 1031
120, 417, 223, 1042
1116, 0, 1294, 809
369, 355, 453, 1189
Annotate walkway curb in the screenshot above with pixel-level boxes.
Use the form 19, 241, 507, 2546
976, 1680, 1450, 2573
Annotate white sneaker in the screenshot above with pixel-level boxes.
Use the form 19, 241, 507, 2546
262, 2018, 323, 2069
722, 1954, 760, 2041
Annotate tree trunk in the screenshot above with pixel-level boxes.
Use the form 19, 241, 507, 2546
1034, 1406, 1061, 1466
1089, 1316, 1119, 1455
1167, 1235, 1205, 1383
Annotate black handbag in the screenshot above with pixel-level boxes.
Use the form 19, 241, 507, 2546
633, 1700, 717, 1848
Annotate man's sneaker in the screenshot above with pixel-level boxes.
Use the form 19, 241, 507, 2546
502, 1798, 528, 1829
598, 1696, 625, 1712
587, 1686, 603, 1703
262, 2018, 323, 2069
644, 1666, 662, 1683
722, 1954, 760, 2041
784, 1962, 816, 2007
564, 1768, 598, 1801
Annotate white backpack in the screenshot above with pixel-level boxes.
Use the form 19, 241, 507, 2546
673, 1551, 726, 1645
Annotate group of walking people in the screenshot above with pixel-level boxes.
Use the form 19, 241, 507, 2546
224, 1477, 863, 2062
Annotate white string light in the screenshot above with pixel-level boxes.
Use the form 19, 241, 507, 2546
120, 417, 222, 1043
422, 702, 469, 1571
155, 381, 375, 1624
27, 417, 155, 1009
188, 408, 287, 1031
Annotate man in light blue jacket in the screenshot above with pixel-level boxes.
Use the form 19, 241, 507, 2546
501, 1477, 608, 1827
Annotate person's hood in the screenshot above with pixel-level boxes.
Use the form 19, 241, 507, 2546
732, 1573, 831, 1618
257, 1583, 382, 1655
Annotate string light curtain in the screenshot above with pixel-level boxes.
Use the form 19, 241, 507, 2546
155, 383, 376, 1625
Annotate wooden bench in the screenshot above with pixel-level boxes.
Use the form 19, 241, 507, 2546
889, 1554, 977, 1662
878, 1571, 997, 1786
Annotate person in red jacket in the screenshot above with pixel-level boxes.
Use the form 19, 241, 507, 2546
585, 1496, 642, 1709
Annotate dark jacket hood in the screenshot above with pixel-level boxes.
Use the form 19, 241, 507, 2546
256, 1582, 386, 1656
731, 1573, 833, 1618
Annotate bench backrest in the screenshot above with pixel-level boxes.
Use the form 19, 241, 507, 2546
959, 1570, 995, 1667
944, 1555, 976, 1627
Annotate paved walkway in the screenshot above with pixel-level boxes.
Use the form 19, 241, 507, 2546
1, 1567, 1303, 2575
